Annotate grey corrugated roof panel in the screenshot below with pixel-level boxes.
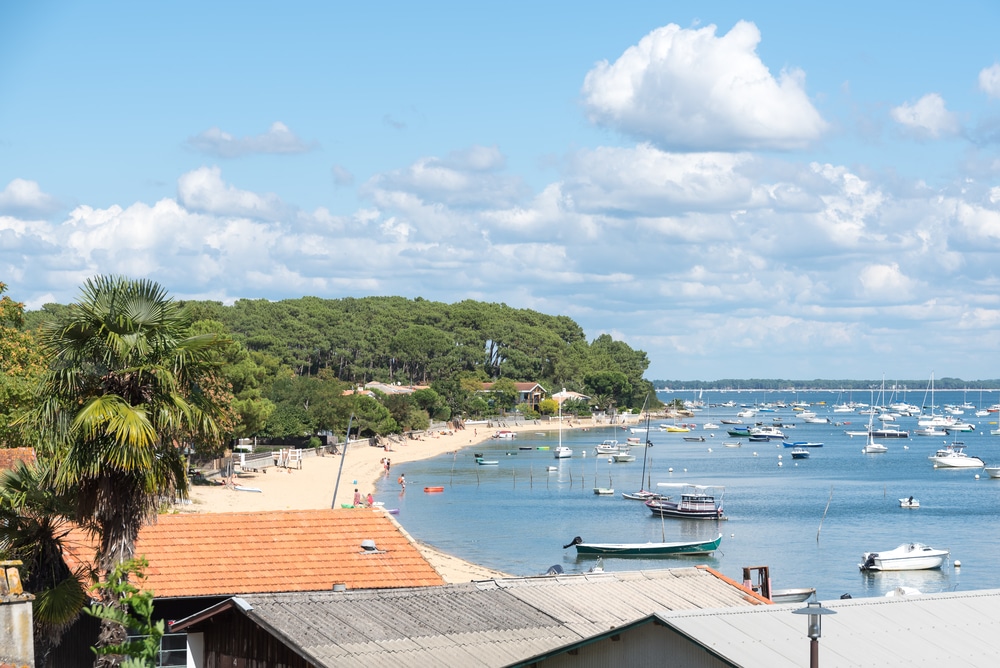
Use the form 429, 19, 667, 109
659, 589, 1000, 668
500, 567, 761, 627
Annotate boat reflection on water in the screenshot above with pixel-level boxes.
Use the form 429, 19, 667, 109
858, 566, 951, 597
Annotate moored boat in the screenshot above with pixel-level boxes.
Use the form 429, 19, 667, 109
859, 543, 949, 571
899, 496, 920, 508
492, 430, 516, 439
612, 452, 636, 463
553, 446, 573, 459
790, 447, 810, 459
984, 466, 1000, 479
929, 442, 984, 468
646, 483, 725, 519
564, 533, 723, 557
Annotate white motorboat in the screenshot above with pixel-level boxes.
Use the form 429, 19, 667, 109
899, 496, 920, 508
612, 452, 636, 463
983, 466, 1000, 479
929, 442, 984, 468
553, 446, 573, 459
859, 543, 949, 571
594, 439, 627, 455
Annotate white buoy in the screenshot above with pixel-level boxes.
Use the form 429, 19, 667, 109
955, 560, 962, 568
778, 461, 783, 467
753, 452, 758, 457
607, 457, 612, 463
683, 468, 687, 472
975, 474, 980, 480
707, 448, 712, 453
777, 454, 782, 459
730, 533, 735, 537
668, 467, 673, 472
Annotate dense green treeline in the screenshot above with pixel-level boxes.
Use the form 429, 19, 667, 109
17, 291, 656, 446
655, 378, 1000, 390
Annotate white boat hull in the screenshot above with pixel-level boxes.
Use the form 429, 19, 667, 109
860, 543, 949, 571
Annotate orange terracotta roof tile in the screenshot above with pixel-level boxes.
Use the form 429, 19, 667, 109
64, 509, 444, 598
0, 447, 37, 470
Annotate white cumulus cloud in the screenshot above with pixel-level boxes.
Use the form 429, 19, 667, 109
0, 178, 61, 217
979, 64, 1000, 99
178, 166, 290, 221
890, 93, 960, 139
186, 121, 317, 158
581, 21, 827, 151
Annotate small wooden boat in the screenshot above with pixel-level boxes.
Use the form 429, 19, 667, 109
564, 532, 723, 556
423, 486, 444, 493
682, 436, 706, 442
723, 440, 742, 448
476, 458, 499, 466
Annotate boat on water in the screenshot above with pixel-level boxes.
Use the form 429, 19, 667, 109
563, 533, 723, 557
863, 440, 888, 454
929, 442, 984, 468
790, 447, 810, 459
749, 425, 785, 440
899, 496, 920, 508
770, 588, 817, 604
475, 458, 499, 466
621, 490, 663, 501
612, 452, 636, 463
782, 440, 823, 448
594, 439, 627, 454
727, 427, 751, 437
723, 440, 742, 448
646, 483, 725, 520
859, 543, 949, 571
682, 435, 706, 442
660, 424, 691, 433
984, 466, 1000, 478
593, 487, 615, 495
553, 446, 573, 459
492, 430, 516, 439
719, 418, 742, 425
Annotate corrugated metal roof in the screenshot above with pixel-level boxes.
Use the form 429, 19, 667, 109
660, 589, 1000, 667
206, 566, 762, 667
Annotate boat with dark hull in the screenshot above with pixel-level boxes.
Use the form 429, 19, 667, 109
646, 483, 725, 519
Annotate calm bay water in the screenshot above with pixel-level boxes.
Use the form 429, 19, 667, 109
375, 389, 1000, 600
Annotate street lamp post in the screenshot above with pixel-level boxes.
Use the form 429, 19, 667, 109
792, 601, 837, 668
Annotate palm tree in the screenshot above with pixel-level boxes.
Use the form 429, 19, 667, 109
23, 276, 227, 661
30, 276, 226, 571
0, 459, 91, 664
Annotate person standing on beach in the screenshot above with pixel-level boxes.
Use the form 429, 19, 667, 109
398, 473, 405, 490
366, 492, 374, 507
353, 488, 362, 506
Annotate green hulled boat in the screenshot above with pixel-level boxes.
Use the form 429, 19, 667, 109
564, 532, 723, 557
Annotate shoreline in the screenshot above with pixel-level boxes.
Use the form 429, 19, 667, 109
183, 417, 642, 581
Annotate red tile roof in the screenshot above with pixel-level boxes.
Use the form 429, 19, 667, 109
64, 509, 444, 598
0, 447, 37, 471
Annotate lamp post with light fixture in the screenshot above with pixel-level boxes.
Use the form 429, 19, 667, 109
792, 600, 837, 668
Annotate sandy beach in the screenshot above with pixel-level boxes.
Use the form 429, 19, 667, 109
184, 418, 631, 581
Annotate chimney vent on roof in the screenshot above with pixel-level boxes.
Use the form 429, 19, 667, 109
333, 583, 346, 592
361, 539, 378, 552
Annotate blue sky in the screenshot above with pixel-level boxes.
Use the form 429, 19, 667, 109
3, 1, 1000, 381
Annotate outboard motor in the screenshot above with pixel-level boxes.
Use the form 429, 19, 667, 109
861, 553, 878, 571
562, 536, 583, 549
